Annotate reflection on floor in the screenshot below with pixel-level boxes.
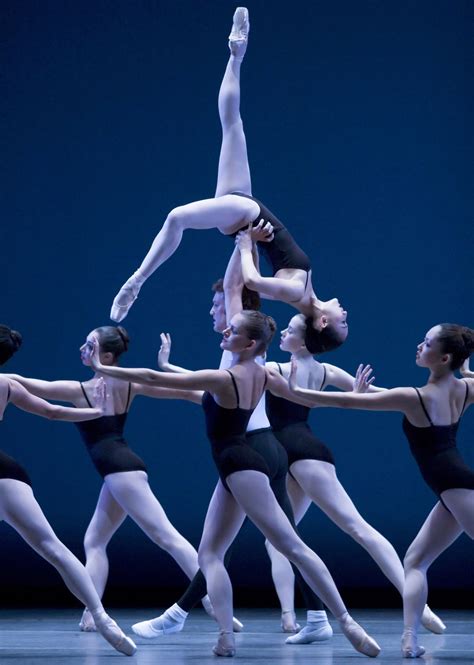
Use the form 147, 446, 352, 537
0, 608, 472, 664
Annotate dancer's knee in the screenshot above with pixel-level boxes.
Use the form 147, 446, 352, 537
37, 536, 68, 566
165, 206, 186, 230
403, 546, 428, 573
84, 529, 108, 556
198, 548, 223, 572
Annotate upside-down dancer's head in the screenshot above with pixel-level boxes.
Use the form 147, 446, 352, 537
306, 298, 348, 354
0, 325, 22, 365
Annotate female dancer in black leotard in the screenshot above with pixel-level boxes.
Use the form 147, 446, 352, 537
0, 325, 136, 656
263, 312, 444, 642
132, 270, 332, 642
88, 312, 380, 658
288, 323, 474, 659
110, 9, 347, 356
7, 325, 205, 632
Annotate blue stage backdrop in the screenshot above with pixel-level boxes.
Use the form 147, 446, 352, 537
3, 0, 473, 606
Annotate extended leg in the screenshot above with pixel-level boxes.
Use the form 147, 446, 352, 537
105, 471, 199, 579
80, 483, 127, 631
198, 480, 246, 656
403, 502, 462, 658
226, 470, 380, 657
215, 9, 251, 198
110, 195, 258, 321
0, 479, 136, 656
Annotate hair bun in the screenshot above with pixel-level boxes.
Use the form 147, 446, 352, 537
116, 326, 130, 351
461, 327, 474, 354
266, 315, 277, 334
9, 330, 23, 350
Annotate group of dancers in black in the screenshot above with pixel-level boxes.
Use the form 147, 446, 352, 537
2, 7, 473, 660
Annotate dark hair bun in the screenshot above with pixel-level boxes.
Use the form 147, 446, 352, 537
461, 327, 474, 355
266, 315, 277, 335
117, 326, 130, 351
9, 329, 22, 350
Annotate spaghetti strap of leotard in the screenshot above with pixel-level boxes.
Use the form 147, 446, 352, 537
226, 370, 240, 407
125, 382, 132, 411
80, 382, 93, 408
460, 380, 470, 416
276, 363, 283, 376
6, 383, 10, 401
320, 365, 327, 390
414, 388, 433, 426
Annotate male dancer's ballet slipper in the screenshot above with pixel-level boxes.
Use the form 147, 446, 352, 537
94, 611, 137, 656
79, 607, 97, 632
421, 605, 446, 634
339, 614, 381, 658
212, 630, 236, 657
280, 609, 301, 633
401, 629, 425, 658
228, 7, 249, 59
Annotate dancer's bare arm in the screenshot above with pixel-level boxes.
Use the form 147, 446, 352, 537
90, 337, 226, 393
4, 374, 82, 403
289, 359, 411, 412
236, 228, 305, 303
323, 363, 385, 392
157, 333, 193, 374
6, 378, 104, 421
460, 359, 474, 379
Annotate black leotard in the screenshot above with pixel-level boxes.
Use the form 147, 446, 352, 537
0, 385, 32, 486
202, 369, 270, 491
266, 363, 335, 473
75, 383, 147, 478
402, 382, 474, 502
230, 193, 311, 281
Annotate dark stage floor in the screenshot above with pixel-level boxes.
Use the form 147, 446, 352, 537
0, 608, 472, 664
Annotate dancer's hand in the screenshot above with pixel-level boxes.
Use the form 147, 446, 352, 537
250, 219, 274, 243
354, 364, 375, 392
92, 377, 107, 414
235, 227, 254, 252
88, 335, 103, 371
158, 333, 172, 368
460, 358, 472, 378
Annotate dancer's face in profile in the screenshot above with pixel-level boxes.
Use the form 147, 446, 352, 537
80, 332, 112, 367
313, 298, 349, 342
210, 291, 227, 333
280, 315, 306, 353
416, 325, 446, 368
220, 314, 254, 353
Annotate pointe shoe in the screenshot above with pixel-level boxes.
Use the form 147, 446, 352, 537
79, 607, 97, 632
202, 596, 244, 632
110, 277, 141, 322
95, 612, 137, 656
213, 630, 236, 657
228, 7, 249, 59
401, 629, 425, 658
339, 615, 381, 658
421, 605, 446, 634
280, 610, 301, 633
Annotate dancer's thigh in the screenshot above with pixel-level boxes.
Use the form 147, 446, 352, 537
440, 488, 474, 539
174, 195, 258, 234
199, 480, 246, 559
0, 479, 60, 550
405, 502, 462, 569
84, 483, 127, 544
